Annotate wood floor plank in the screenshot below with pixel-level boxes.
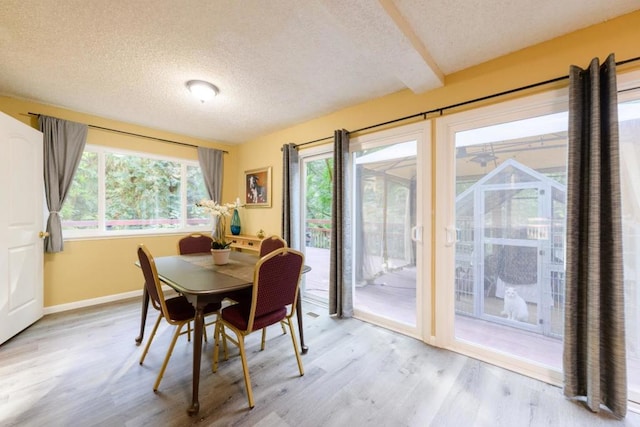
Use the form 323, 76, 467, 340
0, 297, 639, 427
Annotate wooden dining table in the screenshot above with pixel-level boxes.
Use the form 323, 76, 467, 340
134, 250, 309, 415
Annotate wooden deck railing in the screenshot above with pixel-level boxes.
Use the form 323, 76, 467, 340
62, 218, 209, 229
306, 219, 331, 248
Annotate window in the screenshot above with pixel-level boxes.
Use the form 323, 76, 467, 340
60, 145, 210, 237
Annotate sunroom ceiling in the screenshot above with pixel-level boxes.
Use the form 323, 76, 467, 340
356, 141, 416, 181
0, 1, 638, 144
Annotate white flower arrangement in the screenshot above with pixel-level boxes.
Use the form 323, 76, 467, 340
197, 199, 242, 249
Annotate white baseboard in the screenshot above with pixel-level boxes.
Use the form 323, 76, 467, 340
43, 285, 176, 315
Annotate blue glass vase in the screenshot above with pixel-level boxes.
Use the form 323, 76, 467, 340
230, 209, 241, 235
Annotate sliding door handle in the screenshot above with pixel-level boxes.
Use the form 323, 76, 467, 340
411, 226, 422, 242
445, 226, 458, 247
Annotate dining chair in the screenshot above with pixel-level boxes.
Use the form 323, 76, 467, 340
258, 235, 286, 257
260, 236, 289, 336
212, 247, 305, 408
231, 234, 288, 339
224, 235, 287, 306
137, 244, 222, 392
178, 233, 213, 255
177, 232, 216, 340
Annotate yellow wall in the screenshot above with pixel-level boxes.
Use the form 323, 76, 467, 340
0, 97, 238, 307
2, 10, 640, 309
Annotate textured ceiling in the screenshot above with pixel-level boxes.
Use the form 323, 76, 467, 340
0, 0, 638, 144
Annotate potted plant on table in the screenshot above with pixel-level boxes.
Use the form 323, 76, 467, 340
197, 199, 240, 265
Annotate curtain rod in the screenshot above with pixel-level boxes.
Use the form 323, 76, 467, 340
294, 54, 640, 148
26, 112, 228, 153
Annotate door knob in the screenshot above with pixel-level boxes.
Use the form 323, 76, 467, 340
39, 231, 50, 238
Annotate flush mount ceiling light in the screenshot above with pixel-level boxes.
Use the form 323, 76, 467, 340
186, 80, 219, 102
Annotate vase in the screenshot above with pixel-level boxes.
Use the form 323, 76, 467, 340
211, 248, 231, 265
230, 208, 241, 235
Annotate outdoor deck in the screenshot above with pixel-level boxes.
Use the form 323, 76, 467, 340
302, 247, 416, 324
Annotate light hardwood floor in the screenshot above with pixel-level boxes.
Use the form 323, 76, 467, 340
1, 297, 638, 427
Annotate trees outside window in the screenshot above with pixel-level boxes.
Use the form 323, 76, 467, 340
60, 146, 210, 237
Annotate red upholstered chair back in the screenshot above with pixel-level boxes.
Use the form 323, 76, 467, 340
258, 235, 287, 257
249, 248, 304, 330
178, 233, 213, 255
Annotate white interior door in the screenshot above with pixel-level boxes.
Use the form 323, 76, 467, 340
0, 112, 44, 345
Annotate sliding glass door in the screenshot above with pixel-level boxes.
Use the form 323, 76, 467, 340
437, 80, 640, 407
300, 151, 333, 305
435, 90, 570, 381
350, 122, 430, 337
454, 114, 568, 369
617, 83, 640, 403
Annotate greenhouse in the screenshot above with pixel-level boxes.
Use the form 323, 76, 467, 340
455, 158, 566, 338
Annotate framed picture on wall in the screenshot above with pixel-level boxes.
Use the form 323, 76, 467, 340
244, 166, 272, 207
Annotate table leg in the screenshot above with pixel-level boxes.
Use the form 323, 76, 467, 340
135, 286, 150, 345
296, 293, 308, 354
187, 302, 205, 416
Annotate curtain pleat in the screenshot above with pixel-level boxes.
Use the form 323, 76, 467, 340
563, 54, 627, 417
281, 143, 300, 249
198, 147, 224, 240
197, 147, 224, 202
329, 129, 353, 317
39, 116, 88, 253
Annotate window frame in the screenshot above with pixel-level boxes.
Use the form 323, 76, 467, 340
61, 144, 211, 240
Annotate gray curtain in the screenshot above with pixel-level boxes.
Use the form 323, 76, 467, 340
329, 129, 353, 317
563, 54, 627, 417
39, 116, 88, 253
281, 143, 300, 249
197, 147, 224, 202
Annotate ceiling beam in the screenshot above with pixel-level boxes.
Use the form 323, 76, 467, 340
378, 0, 444, 88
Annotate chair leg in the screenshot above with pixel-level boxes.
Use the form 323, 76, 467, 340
203, 322, 208, 343
206, 312, 225, 348
153, 322, 185, 392
187, 321, 191, 342
260, 322, 286, 351
221, 322, 228, 360
140, 313, 163, 365
212, 321, 221, 373
213, 321, 230, 375
286, 317, 304, 376
236, 332, 255, 408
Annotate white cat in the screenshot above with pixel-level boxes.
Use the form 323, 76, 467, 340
501, 287, 529, 322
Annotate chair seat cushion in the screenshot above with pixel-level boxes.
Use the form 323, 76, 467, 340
165, 296, 221, 322
222, 304, 286, 331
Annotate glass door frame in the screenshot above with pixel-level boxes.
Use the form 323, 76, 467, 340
434, 88, 569, 386
349, 121, 431, 342
617, 70, 640, 407
299, 145, 334, 306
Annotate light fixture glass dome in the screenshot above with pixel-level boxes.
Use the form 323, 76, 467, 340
186, 80, 219, 102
